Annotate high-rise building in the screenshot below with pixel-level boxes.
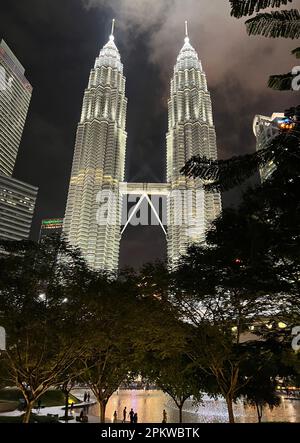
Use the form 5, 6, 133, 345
166, 24, 221, 267
0, 40, 33, 176
63, 21, 127, 271
39, 218, 64, 242
64, 23, 221, 271
253, 113, 284, 181
0, 174, 37, 241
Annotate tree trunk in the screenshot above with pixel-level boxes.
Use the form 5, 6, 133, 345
64, 391, 69, 421
99, 400, 107, 423
23, 402, 34, 423
255, 402, 262, 423
179, 405, 183, 424
225, 396, 235, 424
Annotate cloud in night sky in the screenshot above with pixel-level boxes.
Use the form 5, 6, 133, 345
81, 0, 300, 91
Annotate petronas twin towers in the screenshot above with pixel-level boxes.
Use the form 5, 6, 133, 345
63, 22, 221, 271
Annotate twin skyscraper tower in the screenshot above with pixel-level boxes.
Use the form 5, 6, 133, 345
63, 21, 221, 271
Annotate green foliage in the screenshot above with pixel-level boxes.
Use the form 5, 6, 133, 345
268, 72, 294, 90
230, 0, 293, 18
291, 46, 300, 57
182, 106, 300, 192
0, 237, 89, 422
229, 1, 300, 90
245, 9, 300, 38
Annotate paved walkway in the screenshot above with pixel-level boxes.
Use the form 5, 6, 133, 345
0, 400, 96, 423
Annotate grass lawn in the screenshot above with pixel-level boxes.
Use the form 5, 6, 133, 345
0, 400, 18, 413
0, 388, 80, 408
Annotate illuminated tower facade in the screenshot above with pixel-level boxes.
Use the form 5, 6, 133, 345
63, 22, 127, 271
166, 24, 221, 267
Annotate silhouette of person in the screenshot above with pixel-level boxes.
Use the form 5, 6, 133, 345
133, 412, 138, 423
122, 406, 127, 423
129, 408, 134, 423
113, 411, 118, 423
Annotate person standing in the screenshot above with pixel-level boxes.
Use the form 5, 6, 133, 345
84, 392, 87, 403
129, 408, 134, 423
133, 412, 138, 423
122, 406, 127, 423
87, 392, 90, 403
162, 409, 167, 423
113, 411, 118, 423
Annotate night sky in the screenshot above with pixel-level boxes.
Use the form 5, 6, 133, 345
0, 0, 299, 268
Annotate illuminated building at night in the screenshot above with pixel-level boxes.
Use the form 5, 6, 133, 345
166, 22, 221, 267
0, 174, 37, 241
63, 20, 127, 271
39, 218, 64, 242
0, 39, 33, 177
253, 112, 284, 181
0, 40, 37, 241
64, 22, 221, 271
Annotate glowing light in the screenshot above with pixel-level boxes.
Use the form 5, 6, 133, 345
278, 322, 287, 329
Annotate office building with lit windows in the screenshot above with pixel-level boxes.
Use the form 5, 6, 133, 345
39, 218, 64, 242
0, 39, 33, 177
0, 174, 37, 241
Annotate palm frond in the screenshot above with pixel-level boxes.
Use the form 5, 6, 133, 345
268, 72, 294, 90
230, 0, 293, 18
246, 9, 300, 38
181, 148, 274, 192
181, 121, 300, 191
291, 46, 300, 57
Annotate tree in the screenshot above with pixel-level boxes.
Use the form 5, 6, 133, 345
182, 105, 300, 192
73, 271, 139, 423
181, 106, 300, 323
0, 238, 87, 423
239, 341, 281, 423
153, 356, 202, 423
170, 238, 287, 423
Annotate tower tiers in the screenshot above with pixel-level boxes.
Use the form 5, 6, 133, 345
63, 23, 221, 271
166, 26, 222, 268
63, 24, 128, 272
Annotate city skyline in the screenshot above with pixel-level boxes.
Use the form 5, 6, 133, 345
0, 0, 298, 268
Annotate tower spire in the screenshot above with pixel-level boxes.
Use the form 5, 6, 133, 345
111, 18, 115, 36
184, 20, 189, 43
109, 18, 115, 41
